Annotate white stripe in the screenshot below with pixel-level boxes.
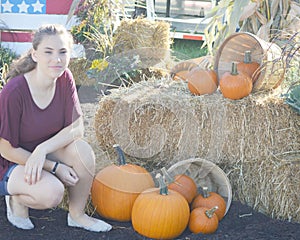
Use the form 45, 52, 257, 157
0, 13, 79, 31
1, 42, 85, 58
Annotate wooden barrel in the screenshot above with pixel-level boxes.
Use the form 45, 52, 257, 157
214, 32, 285, 92
167, 158, 232, 216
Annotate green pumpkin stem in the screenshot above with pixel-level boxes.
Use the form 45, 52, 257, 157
202, 186, 210, 198
113, 144, 126, 165
205, 206, 219, 219
244, 50, 252, 63
156, 173, 168, 195
231, 62, 239, 75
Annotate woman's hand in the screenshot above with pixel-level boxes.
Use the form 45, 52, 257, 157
24, 148, 46, 185
54, 163, 79, 186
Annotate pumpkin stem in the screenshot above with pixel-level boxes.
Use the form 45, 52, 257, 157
202, 186, 210, 198
244, 50, 252, 63
156, 173, 168, 195
231, 62, 239, 75
161, 167, 178, 185
205, 206, 219, 219
113, 144, 126, 165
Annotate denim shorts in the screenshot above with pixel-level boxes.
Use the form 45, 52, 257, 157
0, 164, 17, 196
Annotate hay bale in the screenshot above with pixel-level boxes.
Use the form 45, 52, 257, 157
222, 153, 300, 223
94, 78, 300, 222
94, 78, 299, 169
113, 18, 171, 55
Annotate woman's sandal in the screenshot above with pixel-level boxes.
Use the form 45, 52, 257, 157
5, 196, 34, 230
67, 213, 112, 232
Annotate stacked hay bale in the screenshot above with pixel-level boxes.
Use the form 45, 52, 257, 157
94, 78, 300, 222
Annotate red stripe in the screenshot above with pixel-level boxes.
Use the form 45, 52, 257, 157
1, 31, 32, 42
46, 0, 73, 14
182, 35, 203, 41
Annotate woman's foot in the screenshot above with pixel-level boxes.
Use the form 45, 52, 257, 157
67, 213, 112, 232
5, 196, 34, 230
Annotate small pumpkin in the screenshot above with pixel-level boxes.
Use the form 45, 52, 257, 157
91, 144, 155, 222
188, 206, 219, 234
191, 186, 226, 220
170, 61, 198, 81
131, 174, 190, 239
187, 67, 218, 95
237, 50, 260, 83
219, 62, 253, 100
162, 167, 198, 204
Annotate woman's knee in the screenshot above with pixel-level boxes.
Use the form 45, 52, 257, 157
37, 178, 65, 209
64, 139, 96, 172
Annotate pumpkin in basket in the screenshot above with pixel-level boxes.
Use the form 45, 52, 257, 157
237, 50, 260, 83
191, 186, 226, 220
189, 206, 219, 234
161, 167, 198, 204
131, 174, 190, 239
220, 62, 253, 100
91, 144, 155, 222
187, 68, 218, 95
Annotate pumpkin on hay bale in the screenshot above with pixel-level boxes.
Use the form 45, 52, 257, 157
94, 77, 300, 222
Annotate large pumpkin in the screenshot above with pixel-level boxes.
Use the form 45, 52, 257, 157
187, 68, 218, 95
191, 186, 226, 220
131, 174, 190, 239
91, 144, 155, 222
219, 62, 253, 100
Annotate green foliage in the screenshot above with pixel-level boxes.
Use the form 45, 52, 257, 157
70, 0, 122, 59
171, 39, 207, 60
0, 46, 17, 89
284, 84, 300, 114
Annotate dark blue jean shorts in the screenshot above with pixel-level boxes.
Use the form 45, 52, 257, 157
0, 164, 17, 196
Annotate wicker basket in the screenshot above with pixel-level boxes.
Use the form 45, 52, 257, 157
214, 32, 285, 92
167, 158, 232, 216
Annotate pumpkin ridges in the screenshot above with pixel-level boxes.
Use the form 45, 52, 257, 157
237, 50, 260, 83
131, 174, 190, 239
187, 68, 218, 95
161, 168, 198, 204
220, 62, 253, 100
191, 187, 226, 220
91, 145, 155, 222
189, 206, 219, 234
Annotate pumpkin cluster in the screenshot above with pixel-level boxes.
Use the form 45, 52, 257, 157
91, 147, 227, 239
171, 50, 260, 100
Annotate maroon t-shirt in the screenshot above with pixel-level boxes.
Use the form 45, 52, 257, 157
0, 68, 82, 180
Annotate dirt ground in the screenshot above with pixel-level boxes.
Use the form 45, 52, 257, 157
1, 86, 299, 240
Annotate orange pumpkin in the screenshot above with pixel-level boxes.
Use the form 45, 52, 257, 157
171, 61, 198, 81
187, 68, 218, 95
161, 168, 198, 204
191, 187, 226, 220
220, 62, 253, 100
91, 144, 155, 222
131, 174, 190, 239
237, 50, 260, 83
189, 206, 219, 234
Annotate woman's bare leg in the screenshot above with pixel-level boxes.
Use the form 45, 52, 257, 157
50, 139, 111, 230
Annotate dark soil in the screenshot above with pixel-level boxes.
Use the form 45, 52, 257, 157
1, 197, 300, 240
1, 86, 299, 240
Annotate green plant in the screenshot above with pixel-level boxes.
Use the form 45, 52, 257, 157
203, 0, 300, 56
284, 84, 300, 114
70, 0, 123, 60
0, 46, 18, 89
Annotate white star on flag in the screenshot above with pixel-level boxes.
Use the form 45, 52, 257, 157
18, 1, 29, 13
32, 0, 44, 13
2, 0, 14, 12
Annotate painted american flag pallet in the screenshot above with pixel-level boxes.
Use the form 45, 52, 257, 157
0, 0, 85, 57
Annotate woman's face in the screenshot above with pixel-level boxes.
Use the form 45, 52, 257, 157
32, 34, 71, 80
